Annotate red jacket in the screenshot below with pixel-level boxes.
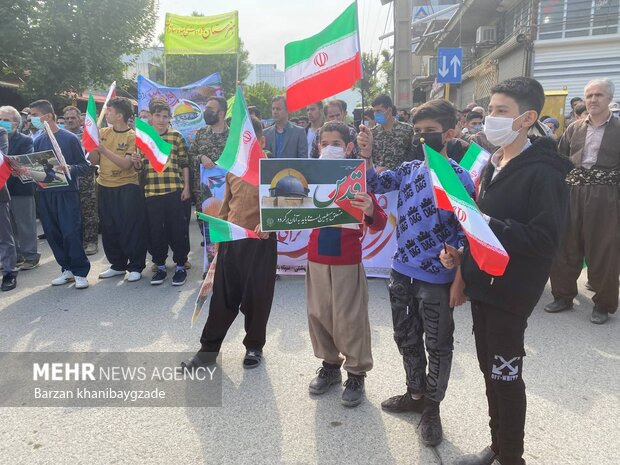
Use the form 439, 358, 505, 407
307, 194, 387, 265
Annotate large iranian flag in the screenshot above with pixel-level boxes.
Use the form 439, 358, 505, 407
459, 142, 492, 190
82, 94, 99, 154
216, 86, 265, 186
284, 2, 362, 112
135, 118, 172, 173
196, 212, 259, 242
425, 145, 509, 276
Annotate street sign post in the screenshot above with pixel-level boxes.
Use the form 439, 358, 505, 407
437, 47, 462, 84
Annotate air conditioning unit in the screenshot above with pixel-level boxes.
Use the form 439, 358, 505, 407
476, 26, 497, 45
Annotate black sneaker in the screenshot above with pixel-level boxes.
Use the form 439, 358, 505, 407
544, 298, 573, 313
1, 273, 17, 292
172, 268, 187, 286
151, 269, 167, 285
590, 307, 609, 325
341, 375, 364, 407
381, 392, 424, 413
309, 366, 342, 395
419, 399, 443, 446
454, 446, 497, 465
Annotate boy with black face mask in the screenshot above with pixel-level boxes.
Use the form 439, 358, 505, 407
188, 97, 229, 260
357, 99, 475, 447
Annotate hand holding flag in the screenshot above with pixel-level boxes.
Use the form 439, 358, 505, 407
135, 118, 172, 172
425, 144, 509, 276
196, 212, 259, 242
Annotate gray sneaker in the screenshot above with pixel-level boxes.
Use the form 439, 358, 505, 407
455, 446, 497, 465
590, 307, 609, 325
20, 258, 40, 270
309, 366, 342, 395
341, 375, 364, 407
544, 298, 573, 313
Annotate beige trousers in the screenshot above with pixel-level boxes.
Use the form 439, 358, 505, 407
305, 261, 373, 375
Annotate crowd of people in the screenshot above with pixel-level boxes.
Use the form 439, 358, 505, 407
0, 75, 618, 465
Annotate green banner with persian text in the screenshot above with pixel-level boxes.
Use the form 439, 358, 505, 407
164, 12, 239, 55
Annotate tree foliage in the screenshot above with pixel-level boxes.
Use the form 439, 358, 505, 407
243, 82, 284, 119
356, 50, 392, 105
149, 12, 251, 97
2, 0, 158, 105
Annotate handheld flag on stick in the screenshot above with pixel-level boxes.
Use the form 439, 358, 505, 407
96, 81, 117, 128
459, 142, 492, 192
135, 118, 172, 172
216, 86, 265, 186
425, 144, 509, 276
43, 122, 71, 181
284, 2, 362, 112
82, 94, 99, 154
196, 212, 259, 242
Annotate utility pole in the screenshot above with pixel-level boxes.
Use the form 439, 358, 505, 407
392, 0, 412, 109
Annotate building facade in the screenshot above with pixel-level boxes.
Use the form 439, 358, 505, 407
246, 64, 285, 89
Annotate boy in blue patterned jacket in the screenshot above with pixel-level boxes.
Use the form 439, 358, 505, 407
357, 99, 474, 447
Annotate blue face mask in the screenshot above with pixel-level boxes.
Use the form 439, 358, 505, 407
58, 123, 65, 129
0, 121, 13, 132
374, 111, 386, 125
31, 116, 45, 130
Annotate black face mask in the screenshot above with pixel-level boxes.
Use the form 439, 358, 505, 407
413, 132, 445, 158
203, 109, 219, 125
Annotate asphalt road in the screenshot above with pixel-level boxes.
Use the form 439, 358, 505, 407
0, 222, 617, 465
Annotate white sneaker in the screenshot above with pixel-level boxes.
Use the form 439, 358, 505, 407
99, 268, 126, 279
51, 270, 74, 286
127, 272, 142, 282
75, 276, 89, 289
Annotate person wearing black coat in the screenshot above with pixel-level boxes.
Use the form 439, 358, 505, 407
444, 78, 572, 465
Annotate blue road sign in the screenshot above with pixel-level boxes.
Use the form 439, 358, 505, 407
437, 48, 462, 84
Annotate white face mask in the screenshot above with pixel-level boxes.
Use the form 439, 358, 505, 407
484, 114, 525, 147
319, 145, 346, 159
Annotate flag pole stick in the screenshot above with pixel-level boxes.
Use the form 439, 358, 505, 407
355, 0, 364, 125
96, 81, 116, 128
164, 54, 167, 86
235, 53, 240, 85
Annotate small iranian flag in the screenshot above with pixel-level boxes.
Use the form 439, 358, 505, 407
216, 86, 265, 186
459, 142, 492, 191
0, 149, 12, 190
284, 2, 362, 112
135, 118, 172, 173
425, 145, 509, 276
82, 94, 99, 154
196, 212, 259, 242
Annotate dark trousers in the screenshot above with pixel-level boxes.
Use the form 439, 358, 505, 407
388, 269, 454, 403
471, 300, 528, 465
38, 190, 90, 277
200, 236, 277, 353
144, 190, 189, 267
78, 168, 99, 244
98, 184, 147, 273
550, 184, 619, 314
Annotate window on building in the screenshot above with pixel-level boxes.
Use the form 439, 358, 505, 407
539, 0, 620, 39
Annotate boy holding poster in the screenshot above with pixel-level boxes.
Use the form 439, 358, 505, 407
357, 100, 474, 446
306, 122, 387, 407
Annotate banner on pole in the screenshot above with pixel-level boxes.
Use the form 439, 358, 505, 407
137, 73, 223, 143
164, 12, 239, 55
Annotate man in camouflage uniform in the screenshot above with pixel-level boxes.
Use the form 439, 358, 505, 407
370, 95, 414, 171
188, 97, 229, 262
64, 105, 99, 255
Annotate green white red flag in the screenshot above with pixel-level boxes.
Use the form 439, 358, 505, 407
82, 94, 99, 154
425, 144, 509, 276
0, 149, 12, 190
459, 142, 492, 190
135, 118, 172, 173
196, 212, 259, 242
284, 2, 362, 112
216, 86, 265, 186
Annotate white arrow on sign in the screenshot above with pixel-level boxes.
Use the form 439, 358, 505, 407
438, 56, 449, 78
450, 55, 461, 76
